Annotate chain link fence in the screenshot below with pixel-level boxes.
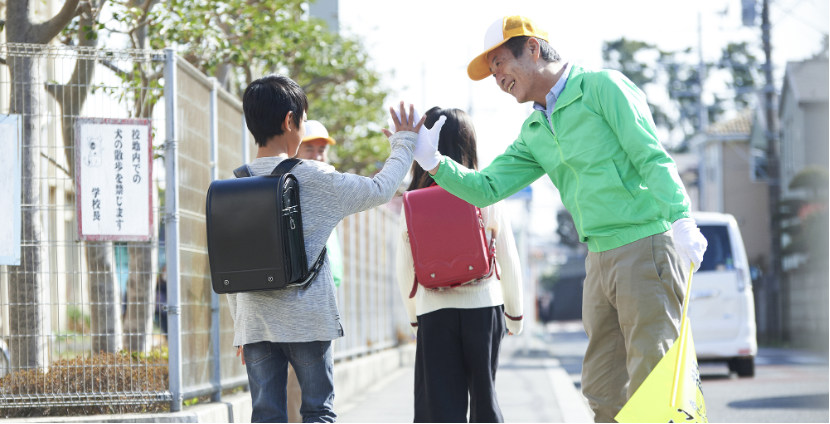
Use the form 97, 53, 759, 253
0, 43, 409, 416
0, 43, 168, 413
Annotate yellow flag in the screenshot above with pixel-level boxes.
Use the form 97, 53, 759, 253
615, 264, 708, 423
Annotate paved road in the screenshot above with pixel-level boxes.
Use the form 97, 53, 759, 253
336, 334, 592, 422
545, 321, 830, 423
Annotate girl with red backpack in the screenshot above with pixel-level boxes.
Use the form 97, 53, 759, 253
395, 107, 524, 423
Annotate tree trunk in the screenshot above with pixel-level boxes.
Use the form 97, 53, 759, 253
7, 55, 49, 370
121, 2, 160, 352
87, 243, 122, 353
5, 0, 81, 370
57, 2, 122, 355
123, 243, 156, 352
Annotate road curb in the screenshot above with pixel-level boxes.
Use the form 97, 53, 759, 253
544, 357, 594, 423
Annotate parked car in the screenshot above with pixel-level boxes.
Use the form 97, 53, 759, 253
689, 212, 758, 377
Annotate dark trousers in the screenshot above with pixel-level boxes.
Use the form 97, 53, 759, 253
414, 306, 506, 423
244, 340, 335, 423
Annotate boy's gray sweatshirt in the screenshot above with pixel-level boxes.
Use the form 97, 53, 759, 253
227, 131, 417, 346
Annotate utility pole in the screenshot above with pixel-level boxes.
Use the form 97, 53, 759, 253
697, 13, 708, 132
762, 0, 782, 343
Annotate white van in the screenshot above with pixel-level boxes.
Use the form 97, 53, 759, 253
688, 212, 758, 377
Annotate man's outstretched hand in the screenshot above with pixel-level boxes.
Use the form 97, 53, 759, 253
414, 114, 446, 174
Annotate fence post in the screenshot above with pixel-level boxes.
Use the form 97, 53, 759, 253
164, 48, 184, 412
208, 77, 222, 403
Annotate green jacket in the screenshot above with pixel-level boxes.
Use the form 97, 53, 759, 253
327, 228, 343, 287
434, 65, 691, 253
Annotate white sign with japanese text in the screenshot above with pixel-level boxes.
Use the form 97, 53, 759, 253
76, 118, 153, 241
0, 114, 22, 265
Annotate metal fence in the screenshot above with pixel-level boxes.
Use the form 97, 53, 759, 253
0, 43, 169, 410
0, 43, 410, 414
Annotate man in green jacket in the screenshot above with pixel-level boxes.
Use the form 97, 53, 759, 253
413, 16, 708, 422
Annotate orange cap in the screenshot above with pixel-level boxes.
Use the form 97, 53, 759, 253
467, 16, 549, 81
301, 120, 336, 145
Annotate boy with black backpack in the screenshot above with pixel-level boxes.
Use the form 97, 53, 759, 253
228, 74, 427, 423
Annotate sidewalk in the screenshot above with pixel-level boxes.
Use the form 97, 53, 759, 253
336, 332, 592, 423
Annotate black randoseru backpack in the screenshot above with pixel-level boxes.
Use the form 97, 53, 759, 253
206, 158, 327, 294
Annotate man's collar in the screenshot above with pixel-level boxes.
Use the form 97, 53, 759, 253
533, 62, 572, 112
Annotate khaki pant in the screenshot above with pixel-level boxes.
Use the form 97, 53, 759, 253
287, 364, 303, 423
581, 231, 685, 423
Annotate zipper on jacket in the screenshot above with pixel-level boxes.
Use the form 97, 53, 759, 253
540, 115, 590, 250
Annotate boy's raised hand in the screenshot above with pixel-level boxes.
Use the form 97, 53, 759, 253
381, 101, 426, 138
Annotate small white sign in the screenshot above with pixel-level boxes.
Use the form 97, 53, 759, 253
0, 115, 22, 265
76, 118, 153, 241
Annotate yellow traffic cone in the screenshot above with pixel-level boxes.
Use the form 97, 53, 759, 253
615, 263, 708, 423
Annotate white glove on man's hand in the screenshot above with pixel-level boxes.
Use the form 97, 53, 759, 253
414, 115, 446, 172
672, 217, 708, 274
387, 106, 445, 171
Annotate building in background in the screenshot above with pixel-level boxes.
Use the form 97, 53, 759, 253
693, 109, 773, 342
779, 57, 829, 200
694, 110, 771, 268
777, 57, 829, 353
309, 0, 339, 33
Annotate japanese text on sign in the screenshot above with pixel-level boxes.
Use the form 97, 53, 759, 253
76, 118, 153, 241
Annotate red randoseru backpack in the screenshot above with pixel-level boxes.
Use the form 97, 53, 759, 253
402, 184, 499, 298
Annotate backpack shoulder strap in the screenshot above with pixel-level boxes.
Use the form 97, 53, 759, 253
233, 164, 252, 178
271, 158, 303, 176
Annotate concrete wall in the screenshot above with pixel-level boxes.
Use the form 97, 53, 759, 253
780, 90, 830, 198
721, 141, 771, 266
803, 103, 829, 172
786, 265, 830, 353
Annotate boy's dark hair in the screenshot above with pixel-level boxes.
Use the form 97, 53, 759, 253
407, 107, 479, 191
243, 74, 308, 147
504, 36, 560, 63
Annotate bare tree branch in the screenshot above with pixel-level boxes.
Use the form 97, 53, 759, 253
30, 0, 83, 43
100, 59, 131, 80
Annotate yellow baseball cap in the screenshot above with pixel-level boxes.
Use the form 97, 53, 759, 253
467, 16, 549, 81
302, 120, 336, 145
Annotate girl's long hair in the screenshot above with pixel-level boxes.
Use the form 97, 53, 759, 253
406, 107, 479, 191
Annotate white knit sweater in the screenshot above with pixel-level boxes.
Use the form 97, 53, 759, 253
395, 201, 524, 335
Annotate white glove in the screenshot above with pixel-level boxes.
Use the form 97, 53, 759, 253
672, 217, 708, 274
387, 106, 446, 171
413, 115, 446, 171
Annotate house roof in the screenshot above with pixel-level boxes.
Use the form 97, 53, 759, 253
782, 58, 829, 104
707, 109, 753, 136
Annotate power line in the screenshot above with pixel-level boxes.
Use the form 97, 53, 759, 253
771, 0, 829, 34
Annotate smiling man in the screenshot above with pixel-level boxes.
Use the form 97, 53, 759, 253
412, 15, 708, 423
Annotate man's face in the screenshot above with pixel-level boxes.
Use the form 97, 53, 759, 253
488, 42, 538, 103
296, 138, 329, 163
286, 111, 307, 157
